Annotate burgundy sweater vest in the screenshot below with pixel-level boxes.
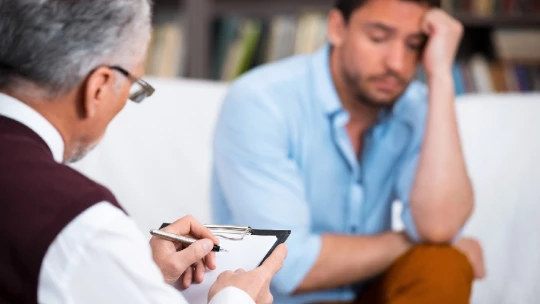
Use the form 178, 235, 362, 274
0, 115, 124, 304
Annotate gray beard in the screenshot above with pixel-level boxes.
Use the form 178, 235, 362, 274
66, 141, 98, 164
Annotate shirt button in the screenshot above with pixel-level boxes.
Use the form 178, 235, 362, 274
351, 226, 357, 233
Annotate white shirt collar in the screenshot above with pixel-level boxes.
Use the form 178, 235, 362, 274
0, 93, 65, 163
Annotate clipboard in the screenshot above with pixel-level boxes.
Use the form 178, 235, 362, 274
158, 223, 290, 303
159, 223, 290, 266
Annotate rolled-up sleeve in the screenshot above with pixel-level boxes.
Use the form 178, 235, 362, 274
212, 83, 321, 294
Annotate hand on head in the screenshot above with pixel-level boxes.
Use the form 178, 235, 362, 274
421, 8, 464, 78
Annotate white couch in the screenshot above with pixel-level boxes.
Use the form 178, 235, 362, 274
71, 77, 540, 304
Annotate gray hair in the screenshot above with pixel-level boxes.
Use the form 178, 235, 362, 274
0, 0, 152, 97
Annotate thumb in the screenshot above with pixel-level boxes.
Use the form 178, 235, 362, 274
175, 239, 214, 268
258, 244, 287, 277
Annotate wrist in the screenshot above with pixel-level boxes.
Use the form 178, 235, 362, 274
389, 231, 413, 257
426, 68, 453, 85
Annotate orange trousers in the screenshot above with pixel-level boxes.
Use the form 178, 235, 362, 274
318, 245, 474, 304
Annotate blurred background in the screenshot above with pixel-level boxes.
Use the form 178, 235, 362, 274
71, 1, 540, 303
146, 0, 540, 94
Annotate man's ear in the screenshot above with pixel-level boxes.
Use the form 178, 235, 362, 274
83, 67, 116, 119
327, 9, 347, 47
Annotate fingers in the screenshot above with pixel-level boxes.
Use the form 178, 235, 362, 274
455, 238, 486, 280
421, 9, 446, 35
173, 239, 214, 274
234, 268, 246, 273
471, 256, 485, 279
475, 246, 487, 279
193, 260, 206, 284
422, 8, 463, 36
163, 215, 220, 245
205, 251, 217, 271
421, 11, 435, 35
182, 265, 193, 289
476, 262, 486, 279
424, 8, 450, 23
257, 244, 287, 277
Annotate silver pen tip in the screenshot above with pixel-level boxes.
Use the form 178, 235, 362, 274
220, 249, 229, 252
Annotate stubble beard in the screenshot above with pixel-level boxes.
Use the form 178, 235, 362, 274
341, 64, 409, 109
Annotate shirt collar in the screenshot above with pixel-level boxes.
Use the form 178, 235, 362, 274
311, 44, 344, 116
0, 93, 65, 163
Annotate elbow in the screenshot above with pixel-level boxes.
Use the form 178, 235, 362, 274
415, 201, 473, 244
413, 189, 475, 244
417, 225, 460, 244
414, 204, 473, 244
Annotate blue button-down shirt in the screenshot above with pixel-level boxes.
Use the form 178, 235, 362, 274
211, 45, 429, 304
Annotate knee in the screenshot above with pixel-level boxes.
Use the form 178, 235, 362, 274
389, 245, 474, 302
407, 245, 473, 285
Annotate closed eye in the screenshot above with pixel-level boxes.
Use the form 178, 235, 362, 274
370, 35, 390, 43
407, 34, 427, 51
364, 22, 394, 44
407, 41, 424, 50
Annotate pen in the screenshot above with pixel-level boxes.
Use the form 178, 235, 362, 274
150, 229, 228, 252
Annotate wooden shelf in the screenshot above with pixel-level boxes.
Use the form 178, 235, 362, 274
153, 0, 184, 6
210, 0, 540, 28
151, 0, 540, 79
213, 0, 333, 18
455, 13, 540, 27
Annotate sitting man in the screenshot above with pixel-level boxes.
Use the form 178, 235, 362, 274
0, 0, 286, 303
211, 0, 485, 303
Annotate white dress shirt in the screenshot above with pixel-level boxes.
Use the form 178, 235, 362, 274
0, 93, 255, 304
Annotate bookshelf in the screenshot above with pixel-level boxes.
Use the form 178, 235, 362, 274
149, 0, 540, 92
455, 14, 540, 27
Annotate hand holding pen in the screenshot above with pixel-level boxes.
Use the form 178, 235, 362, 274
150, 229, 229, 252
148, 215, 222, 289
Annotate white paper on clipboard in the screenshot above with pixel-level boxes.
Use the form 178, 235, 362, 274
180, 233, 278, 304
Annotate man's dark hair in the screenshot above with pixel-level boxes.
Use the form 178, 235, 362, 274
334, 0, 441, 22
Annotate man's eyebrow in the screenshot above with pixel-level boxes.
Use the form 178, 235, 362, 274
363, 23, 428, 41
363, 22, 396, 33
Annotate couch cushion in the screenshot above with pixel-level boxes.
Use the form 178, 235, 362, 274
456, 93, 540, 304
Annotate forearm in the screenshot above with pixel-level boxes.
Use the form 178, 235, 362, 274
411, 71, 474, 243
295, 232, 411, 293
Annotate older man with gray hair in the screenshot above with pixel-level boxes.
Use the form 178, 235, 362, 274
0, 0, 287, 303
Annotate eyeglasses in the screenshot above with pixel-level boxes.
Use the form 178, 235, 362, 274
109, 66, 155, 103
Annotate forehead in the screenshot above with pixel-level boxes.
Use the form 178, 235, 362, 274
349, 0, 430, 32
